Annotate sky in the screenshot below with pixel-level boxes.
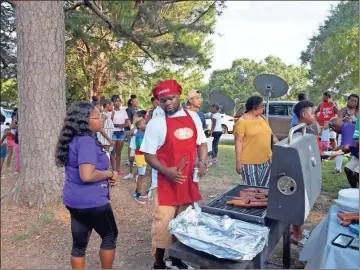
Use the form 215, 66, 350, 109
204, 1, 338, 81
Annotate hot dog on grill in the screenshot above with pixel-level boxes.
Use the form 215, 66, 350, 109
231, 196, 268, 203
226, 199, 250, 206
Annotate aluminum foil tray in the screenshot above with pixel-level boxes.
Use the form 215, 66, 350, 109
168, 204, 270, 261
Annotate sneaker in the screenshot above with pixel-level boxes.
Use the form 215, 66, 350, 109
165, 257, 193, 269
125, 160, 130, 166
152, 263, 170, 269
134, 193, 146, 204
123, 173, 133, 180
14, 171, 19, 175
212, 158, 219, 165
133, 191, 147, 199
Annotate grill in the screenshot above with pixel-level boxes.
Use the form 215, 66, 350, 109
202, 185, 267, 224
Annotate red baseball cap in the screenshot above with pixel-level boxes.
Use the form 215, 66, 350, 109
152, 79, 182, 99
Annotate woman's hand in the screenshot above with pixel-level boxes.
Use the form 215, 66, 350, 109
236, 161, 242, 174
109, 140, 115, 147
109, 171, 119, 187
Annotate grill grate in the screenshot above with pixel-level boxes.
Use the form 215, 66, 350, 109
202, 185, 268, 224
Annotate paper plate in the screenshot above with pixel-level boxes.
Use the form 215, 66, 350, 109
335, 199, 359, 213
338, 188, 359, 203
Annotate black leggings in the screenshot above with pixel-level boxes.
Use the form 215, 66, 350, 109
66, 203, 118, 257
212, 131, 222, 158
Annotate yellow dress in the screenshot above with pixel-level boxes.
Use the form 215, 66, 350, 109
233, 118, 272, 165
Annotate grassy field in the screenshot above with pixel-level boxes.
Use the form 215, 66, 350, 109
209, 143, 350, 197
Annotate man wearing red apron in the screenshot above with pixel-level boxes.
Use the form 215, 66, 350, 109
140, 79, 208, 269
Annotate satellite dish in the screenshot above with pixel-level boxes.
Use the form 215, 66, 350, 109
208, 92, 235, 113
253, 74, 289, 118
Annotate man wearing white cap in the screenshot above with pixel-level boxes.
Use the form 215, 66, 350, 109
186, 90, 206, 129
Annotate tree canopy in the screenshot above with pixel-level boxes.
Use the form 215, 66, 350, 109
200, 56, 309, 111
1, 0, 225, 107
300, 1, 359, 95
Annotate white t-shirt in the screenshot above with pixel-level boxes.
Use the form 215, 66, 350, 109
112, 109, 128, 131
1, 124, 9, 144
141, 108, 207, 189
152, 106, 165, 118
320, 128, 330, 142
212, 112, 222, 132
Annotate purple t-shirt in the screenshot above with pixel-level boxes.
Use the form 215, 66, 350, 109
63, 135, 110, 209
341, 122, 355, 147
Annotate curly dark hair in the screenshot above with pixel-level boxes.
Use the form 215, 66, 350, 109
55, 101, 102, 167
245, 96, 263, 112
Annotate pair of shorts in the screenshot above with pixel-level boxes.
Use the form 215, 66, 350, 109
151, 189, 190, 256
0, 144, 7, 159
320, 141, 330, 150
345, 156, 359, 174
112, 131, 125, 141
137, 166, 147, 176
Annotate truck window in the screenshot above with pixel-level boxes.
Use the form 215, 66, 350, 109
269, 105, 288, 116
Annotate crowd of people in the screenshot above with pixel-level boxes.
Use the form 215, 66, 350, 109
0, 108, 20, 175
2, 81, 358, 269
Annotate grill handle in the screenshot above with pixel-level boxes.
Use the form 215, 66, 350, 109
288, 123, 306, 144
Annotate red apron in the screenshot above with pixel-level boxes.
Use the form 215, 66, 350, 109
156, 109, 202, 206
318, 102, 336, 127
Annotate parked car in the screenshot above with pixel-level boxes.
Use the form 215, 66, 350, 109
205, 112, 235, 134
233, 101, 297, 140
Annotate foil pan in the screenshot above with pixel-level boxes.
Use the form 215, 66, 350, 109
168, 204, 270, 261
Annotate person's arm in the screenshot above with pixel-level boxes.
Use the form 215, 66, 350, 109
235, 133, 244, 174
99, 129, 113, 145
79, 164, 115, 183
211, 117, 216, 134
111, 110, 115, 121
337, 108, 344, 119
77, 136, 118, 183
197, 143, 208, 177
0, 128, 10, 144
315, 103, 321, 120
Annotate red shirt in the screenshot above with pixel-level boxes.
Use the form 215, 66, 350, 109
317, 102, 336, 126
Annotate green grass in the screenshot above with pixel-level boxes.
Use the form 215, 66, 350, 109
321, 159, 350, 196
209, 143, 349, 197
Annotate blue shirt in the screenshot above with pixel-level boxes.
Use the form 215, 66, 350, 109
197, 110, 206, 129
290, 103, 298, 127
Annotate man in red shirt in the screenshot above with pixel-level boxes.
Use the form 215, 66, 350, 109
315, 91, 338, 148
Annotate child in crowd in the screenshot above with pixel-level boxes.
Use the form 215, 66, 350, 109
292, 100, 322, 244
0, 115, 10, 173
111, 95, 130, 175
132, 118, 148, 204
123, 112, 143, 180
97, 99, 114, 153
320, 121, 330, 151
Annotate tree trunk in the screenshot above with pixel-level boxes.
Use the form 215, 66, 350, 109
15, 1, 66, 207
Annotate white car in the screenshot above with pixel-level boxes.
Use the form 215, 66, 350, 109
205, 112, 235, 134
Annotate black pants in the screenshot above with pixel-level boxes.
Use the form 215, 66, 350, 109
344, 167, 359, 188
212, 131, 222, 158
66, 203, 118, 257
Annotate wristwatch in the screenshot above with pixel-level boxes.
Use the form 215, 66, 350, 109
198, 159, 208, 167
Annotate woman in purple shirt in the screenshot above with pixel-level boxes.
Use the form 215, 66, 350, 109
55, 101, 119, 269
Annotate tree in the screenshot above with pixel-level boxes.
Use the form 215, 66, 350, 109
13, 1, 66, 207
64, 0, 224, 101
300, 1, 359, 95
202, 56, 309, 110
0, 0, 16, 78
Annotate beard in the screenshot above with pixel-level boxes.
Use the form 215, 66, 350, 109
165, 106, 180, 116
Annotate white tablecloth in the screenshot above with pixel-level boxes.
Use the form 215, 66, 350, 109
300, 205, 359, 269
